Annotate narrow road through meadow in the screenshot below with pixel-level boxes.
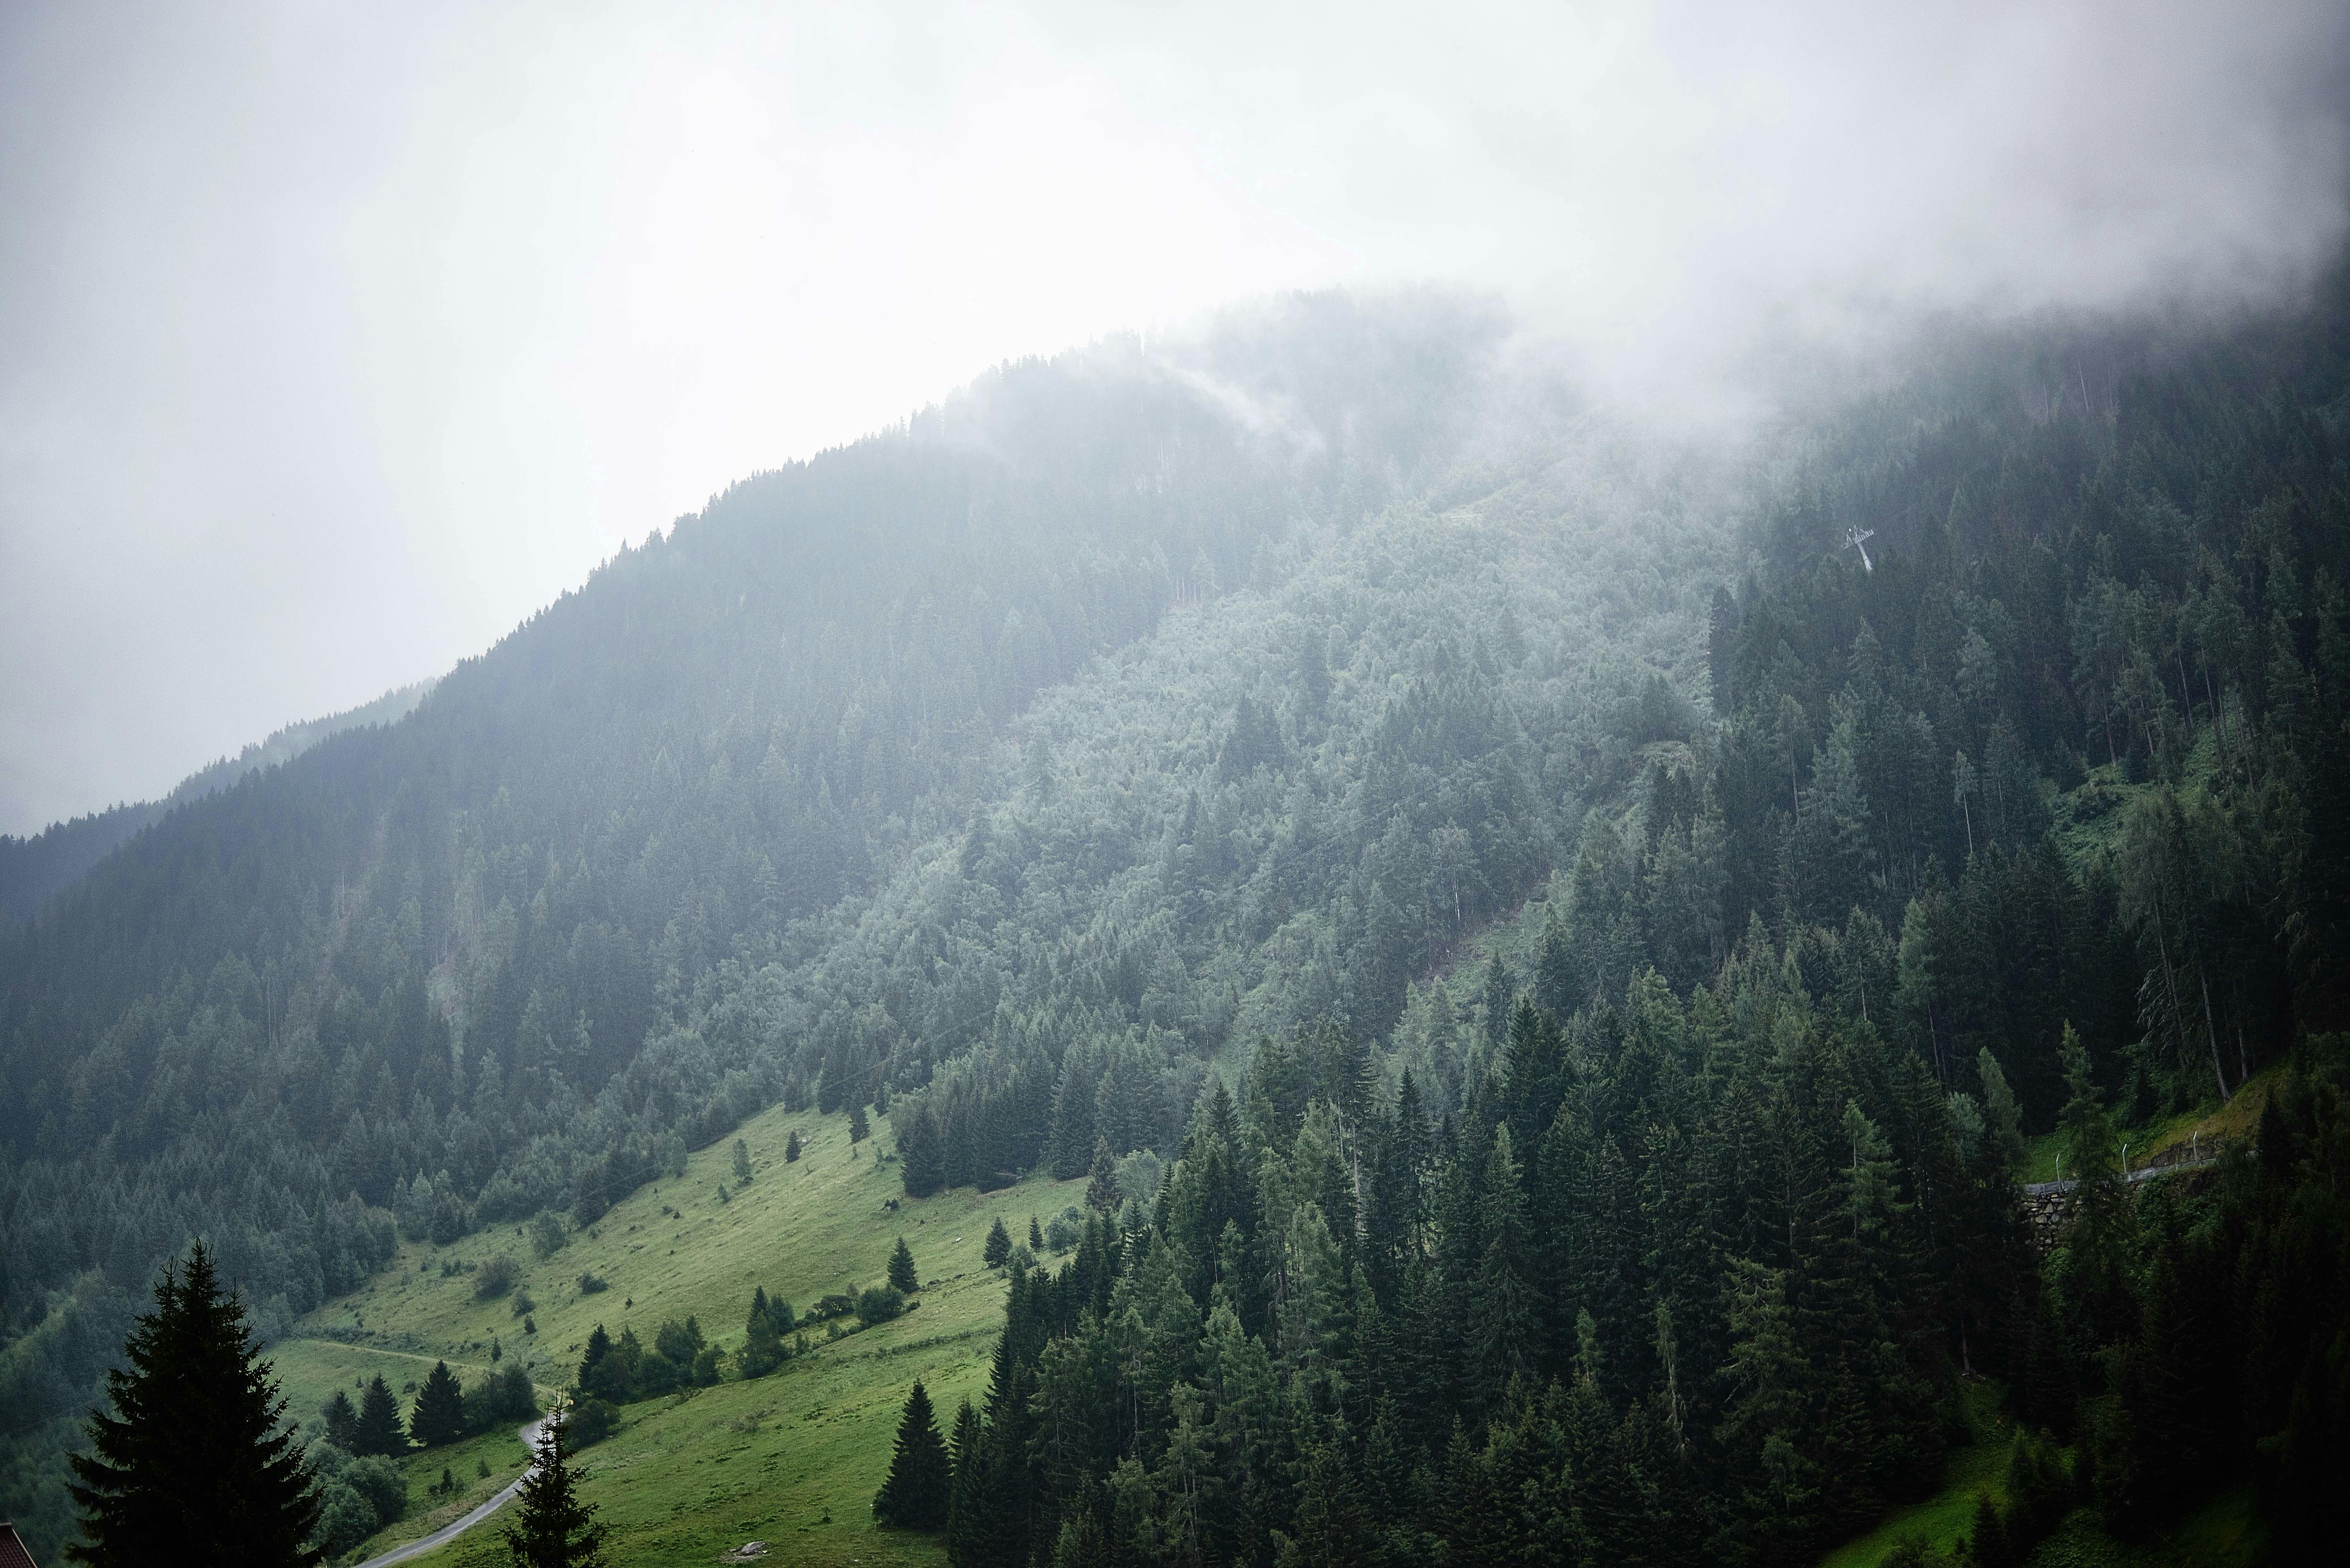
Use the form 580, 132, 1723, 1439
351, 1416, 545, 1568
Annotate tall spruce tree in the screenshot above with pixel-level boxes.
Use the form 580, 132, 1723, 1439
503, 1415, 607, 1568
850, 1102, 872, 1144
983, 1217, 1012, 1268
409, 1361, 468, 1449
321, 1389, 358, 1450
873, 1380, 951, 1530
66, 1242, 322, 1567
1085, 1137, 1120, 1213
888, 1237, 920, 1294
898, 1104, 946, 1196
353, 1374, 408, 1456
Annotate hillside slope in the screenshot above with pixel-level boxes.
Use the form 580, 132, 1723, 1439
290, 1099, 1083, 1567
0, 678, 433, 926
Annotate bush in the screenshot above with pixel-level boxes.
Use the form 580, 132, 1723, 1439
578, 1271, 609, 1294
812, 1292, 855, 1321
510, 1288, 535, 1318
1045, 1206, 1084, 1254
857, 1284, 908, 1325
344, 1453, 407, 1529
474, 1254, 518, 1300
314, 1480, 380, 1554
528, 1209, 566, 1258
462, 1364, 539, 1435
1877, 1537, 1932, 1568
568, 1397, 619, 1446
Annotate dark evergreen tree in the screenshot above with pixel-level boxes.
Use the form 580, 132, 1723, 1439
409, 1361, 467, 1449
785, 1129, 803, 1162
739, 1293, 785, 1380
353, 1374, 408, 1457
983, 1217, 1012, 1269
502, 1416, 607, 1568
1029, 1215, 1045, 1251
66, 1243, 322, 1568
873, 1380, 951, 1530
1085, 1137, 1119, 1213
850, 1102, 871, 1144
898, 1104, 946, 1197
889, 1237, 920, 1294
321, 1389, 358, 1450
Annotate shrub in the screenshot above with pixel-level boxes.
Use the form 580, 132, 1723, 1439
857, 1284, 908, 1325
578, 1271, 609, 1295
344, 1453, 408, 1528
1045, 1206, 1084, 1254
510, 1288, 535, 1318
528, 1209, 567, 1259
812, 1292, 855, 1321
1877, 1538, 1932, 1568
474, 1254, 518, 1300
314, 1481, 379, 1554
462, 1364, 538, 1435
569, 1397, 619, 1446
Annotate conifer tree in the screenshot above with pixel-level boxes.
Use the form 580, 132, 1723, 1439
732, 1138, 752, 1184
67, 1241, 323, 1567
354, 1374, 408, 1457
503, 1415, 607, 1568
739, 1292, 785, 1378
873, 1380, 951, 1530
321, 1389, 358, 1450
850, 1102, 871, 1143
785, 1129, 803, 1162
982, 1217, 1012, 1268
410, 1360, 468, 1449
1085, 1136, 1120, 1213
888, 1237, 920, 1294
1029, 1215, 1045, 1250
898, 1104, 946, 1197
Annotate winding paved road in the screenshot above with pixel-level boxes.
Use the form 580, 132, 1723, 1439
352, 1416, 547, 1568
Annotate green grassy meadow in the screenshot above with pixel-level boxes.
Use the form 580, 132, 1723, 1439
275, 1101, 1088, 1565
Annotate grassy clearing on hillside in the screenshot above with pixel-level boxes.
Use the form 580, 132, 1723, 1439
2019, 1062, 2281, 1184
1820, 1383, 2013, 1568
288, 1101, 1089, 1566
2011, 1490, 2266, 1568
265, 1337, 545, 1561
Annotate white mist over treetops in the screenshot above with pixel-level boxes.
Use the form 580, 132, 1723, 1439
1, 0, 2343, 832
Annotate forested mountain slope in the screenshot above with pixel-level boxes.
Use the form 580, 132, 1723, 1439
917, 285, 2350, 1568
0, 677, 433, 927
0, 294, 1518, 1318
8, 269, 2350, 1567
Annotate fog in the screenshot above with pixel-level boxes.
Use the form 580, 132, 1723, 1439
1, 0, 2343, 835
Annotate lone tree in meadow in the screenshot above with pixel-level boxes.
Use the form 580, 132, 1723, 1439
409, 1360, 468, 1449
872, 1380, 950, 1531
353, 1374, 408, 1456
66, 1240, 323, 1567
732, 1138, 752, 1185
503, 1413, 608, 1568
739, 1290, 786, 1379
982, 1217, 1012, 1269
785, 1129, 803, 1162
849, 1101, 872, 1144
888, 1238, 920, 1294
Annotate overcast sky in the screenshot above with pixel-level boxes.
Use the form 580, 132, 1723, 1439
2, 0, 2345, 835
